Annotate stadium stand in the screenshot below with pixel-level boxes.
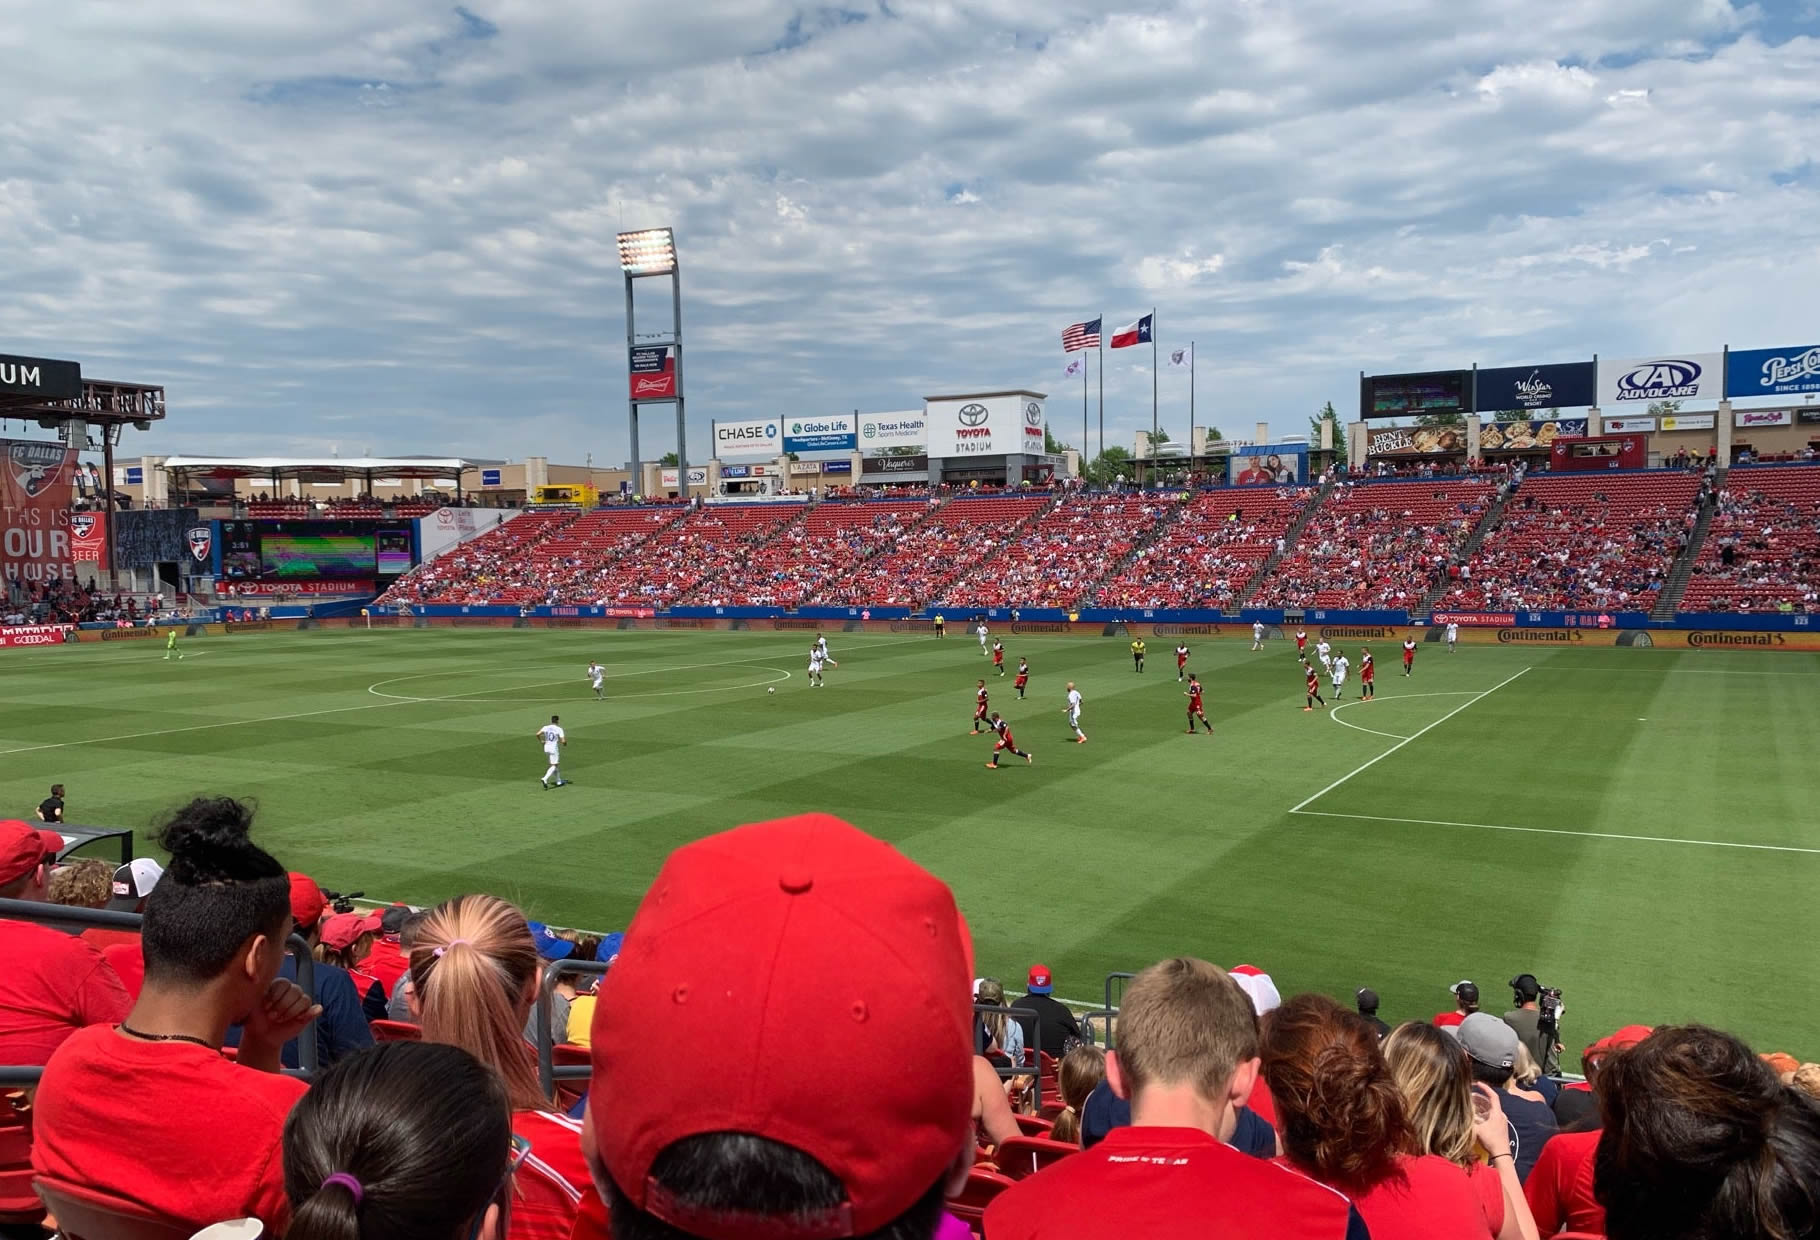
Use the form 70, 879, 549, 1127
1437, 472, 1703, 612
807, 494, 1050, 609
944, 495, 1168, 609
1680, 464, 1820, 612
379, 508, 577, 605
1094, 487, 1316, 610
587, 502, 806, 609
699, 498, 935, 608
1249, 478, 1497, 610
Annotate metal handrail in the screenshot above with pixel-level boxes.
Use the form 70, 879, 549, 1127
532, 958, 610, 1099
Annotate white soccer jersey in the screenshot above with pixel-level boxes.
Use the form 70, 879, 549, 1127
539, 724, 565, 754
814, 637, 829, 657
1332, 657, 1349, 684
1253, 623, 1264, 638
809, 655, 825, 672
1066, 688, 1083, 720
1446, 624, 1459, 641
1315, 641, 1331, 660
588, 665, 604, 687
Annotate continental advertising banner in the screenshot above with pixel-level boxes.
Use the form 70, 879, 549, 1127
1725, 344, 1820, 399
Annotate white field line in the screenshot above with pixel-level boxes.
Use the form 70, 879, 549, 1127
1326, 690, 1486, 741
0, 635, 929, 756
1289, 667, 1532, 814
1289, 809, 1820, 857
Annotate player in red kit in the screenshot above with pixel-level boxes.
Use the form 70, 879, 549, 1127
1402, 638, 1417, 676
1175, 644, 1190, 681
1296, 628, 1307, 657
1359, 648, 1376, 699
971, 680, 989, 733
1303, 660, 1326, 711
1184, 675, 1213, 734
1014, 657, 1030, 699
985, 713, 1032, 767
992, 640, 1006, 676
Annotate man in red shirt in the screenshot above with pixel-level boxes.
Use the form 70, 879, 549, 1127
577, 813, 975, 1240
1359, 648, 1376, 699
1014, 657, 1030, 699
1185, 674, 1213, 734
0, 820, 131, 1067
1304, 660, 1326, 711
363, 903, 415, 997
985, 957, 1367, 1239
33, 797, 319, 1234
79, 858, 163, 954
1434, 980, 1478, 1029
1403, 637, 1417, 675
1296, 628, 1308, 656
985, 712, 1032, 768
970, 680, 989, 734
992, 639, 1006, 676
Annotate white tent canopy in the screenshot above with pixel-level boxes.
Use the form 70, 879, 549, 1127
160, 456, 470, 481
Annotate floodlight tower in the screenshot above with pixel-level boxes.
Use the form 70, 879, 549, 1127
617, 228, 685, 498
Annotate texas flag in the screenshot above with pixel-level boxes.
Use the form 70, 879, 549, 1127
1109, 314, 1153, 349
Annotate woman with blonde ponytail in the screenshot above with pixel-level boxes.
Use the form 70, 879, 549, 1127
1050, 1045, 1106, 1145
408, 895, 590, 1240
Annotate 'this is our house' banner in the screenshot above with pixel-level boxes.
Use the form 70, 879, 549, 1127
1, 439, 80, 584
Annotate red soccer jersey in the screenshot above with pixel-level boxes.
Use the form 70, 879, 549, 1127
1299, 1153, 1496, 1240
33, 1025, 309, 1232
1296, 631, 1307, 648
1306, 669, 1320, 691
0, 921, 131, 1067
1403, 641, 1416, 662
1015, 670, 1029, 686
986, 1127, 1360, 1240
1188, 687, 1204, 712
1524, 1129, 1601, 1238
1361, 656, 1375, 682
510, 1109, 590, 1240
1177, 646, 1190, 664
975, 688, 989, 715
993, 648, 1004, 664
991, 719, 1017, 749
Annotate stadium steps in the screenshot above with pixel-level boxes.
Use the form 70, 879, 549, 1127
1067, 496, 1190, 607
1229, 476, 1336, 609
1652, 475, 1722, 620
1411, 480, 1518, 616
928, 492, 1065, 603
670, 505, 814, 607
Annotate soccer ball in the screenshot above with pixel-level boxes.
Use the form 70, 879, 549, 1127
767, 687, 776, 694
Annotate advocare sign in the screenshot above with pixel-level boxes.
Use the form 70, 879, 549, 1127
1598, 353, 1723, 405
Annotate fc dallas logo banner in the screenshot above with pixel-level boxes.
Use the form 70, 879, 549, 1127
69, 511, 108, 564
187, 525, 213, 562
629, 345, 677, 400
1, 439, 78, 584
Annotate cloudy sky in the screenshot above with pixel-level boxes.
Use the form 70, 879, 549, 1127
2, 0, 1817, 467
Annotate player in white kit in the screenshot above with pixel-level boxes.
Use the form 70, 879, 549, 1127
814, 633, 838, 668
1064, 681, 1087, 744
977, 621, 990, 655
808, 644, 826, 687
1315, 639, 1333, 671
1252, 621, 1265, 651
1446, 622, 1459, 653
1331, 654, 1349, 700
588, 661, 605, 699
537, 715, 568, 789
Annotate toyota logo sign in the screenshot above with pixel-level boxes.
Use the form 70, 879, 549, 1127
1024, 402, 1042, 426
957, 403, 989, 427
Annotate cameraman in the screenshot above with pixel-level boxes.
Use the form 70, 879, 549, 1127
1502, 973, 1563, 1076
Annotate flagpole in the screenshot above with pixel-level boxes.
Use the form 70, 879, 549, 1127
1097, 311, 1104, 465
1189, 340, 1196, 468
1081, 350, 1088, 468
1150, 307, 1158, 478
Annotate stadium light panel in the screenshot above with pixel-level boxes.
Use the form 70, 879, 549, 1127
617, 228, 677, 276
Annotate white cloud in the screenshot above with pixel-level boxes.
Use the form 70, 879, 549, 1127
0, 1, 1815, 463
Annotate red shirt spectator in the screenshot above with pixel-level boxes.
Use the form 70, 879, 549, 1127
1314, 1151, 1498, 1239
1524, 1128, 1601, 1236
33, 1027, 307, 1229
102, 941, 146, 999
990, 1126, 1362, 1238
363, 904, 414, 996
0, 821, 131, 1065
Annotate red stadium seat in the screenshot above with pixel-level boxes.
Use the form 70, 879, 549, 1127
1098, 487, 1316, 610
369, 1019, 422, 1042
991, 1135, 1079, 1180
1012, 1114, 1055, 1137
944, 1167, 1015, 1233
0, 1097, 42, 1226
34, 1180, 195, 1240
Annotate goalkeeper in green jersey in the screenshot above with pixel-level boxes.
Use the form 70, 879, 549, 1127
163, 628, 183, 661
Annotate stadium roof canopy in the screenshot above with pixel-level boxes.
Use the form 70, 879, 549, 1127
160, 456, 470, 483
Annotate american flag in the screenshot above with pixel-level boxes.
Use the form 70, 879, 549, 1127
1062, 317, 1101, 352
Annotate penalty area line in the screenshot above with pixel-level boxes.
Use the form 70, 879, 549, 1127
1289, 809, 1820, 857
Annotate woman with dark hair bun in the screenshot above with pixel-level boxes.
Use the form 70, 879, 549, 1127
1595, 1024, 1820, 1240
285, 1041, 518, 1240
32, 797, 320, 1233
1262, 994, 1518, 1239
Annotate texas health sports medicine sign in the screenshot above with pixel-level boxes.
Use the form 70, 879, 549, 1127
782, 414, 857, 454
1726, 345, 1820, 399
858, 411, 927, 450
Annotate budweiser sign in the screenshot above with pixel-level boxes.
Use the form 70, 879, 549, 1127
629, 344, 678, 400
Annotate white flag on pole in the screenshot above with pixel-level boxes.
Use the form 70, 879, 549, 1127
1064, 357, 1085, 379
1167, 344, 1193, 369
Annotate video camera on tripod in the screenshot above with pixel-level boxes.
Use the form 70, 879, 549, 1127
320, 889, 364, 916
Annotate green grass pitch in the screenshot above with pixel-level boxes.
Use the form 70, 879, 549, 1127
4, 628, 1817, 1055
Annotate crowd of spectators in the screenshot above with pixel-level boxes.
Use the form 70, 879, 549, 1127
378, 510, 581, 606
1434, 475, 1702, 613
584, 504, 807, 610
1681, 465, 1820, 613
1251, 479, 1498, 610
702, 499, 934, 608
2, 579, 158, 626
817, 496, 1050, 609
5, 806, 1819, 1240
1094, 488, 1315, 610
944, 497, 1163, 610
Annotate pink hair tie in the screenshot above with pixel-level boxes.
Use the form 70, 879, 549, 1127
321, 1173, 363, 1205
432, 939, 470, 958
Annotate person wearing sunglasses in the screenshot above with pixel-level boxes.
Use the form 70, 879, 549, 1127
285, 1041, 521, 1240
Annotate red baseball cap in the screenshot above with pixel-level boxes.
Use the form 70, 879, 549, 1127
319, 910, 384, 951
591, 814, 973, 1239
1583, 1024, 1654, 1070
0, 821, 63, 887
1026, 964, 1053, 994
289, 873, 327, 932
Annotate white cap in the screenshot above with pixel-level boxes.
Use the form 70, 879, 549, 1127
1229, 965, 1281, 1015
108, 857, 164, 910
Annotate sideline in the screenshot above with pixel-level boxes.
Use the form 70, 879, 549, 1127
1289, 809, 1820, 857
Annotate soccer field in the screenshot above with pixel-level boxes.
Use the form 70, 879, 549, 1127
4, 628, 1817, 1054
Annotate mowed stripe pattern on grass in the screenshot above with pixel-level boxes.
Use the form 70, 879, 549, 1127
3, 631, 1818, 1053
